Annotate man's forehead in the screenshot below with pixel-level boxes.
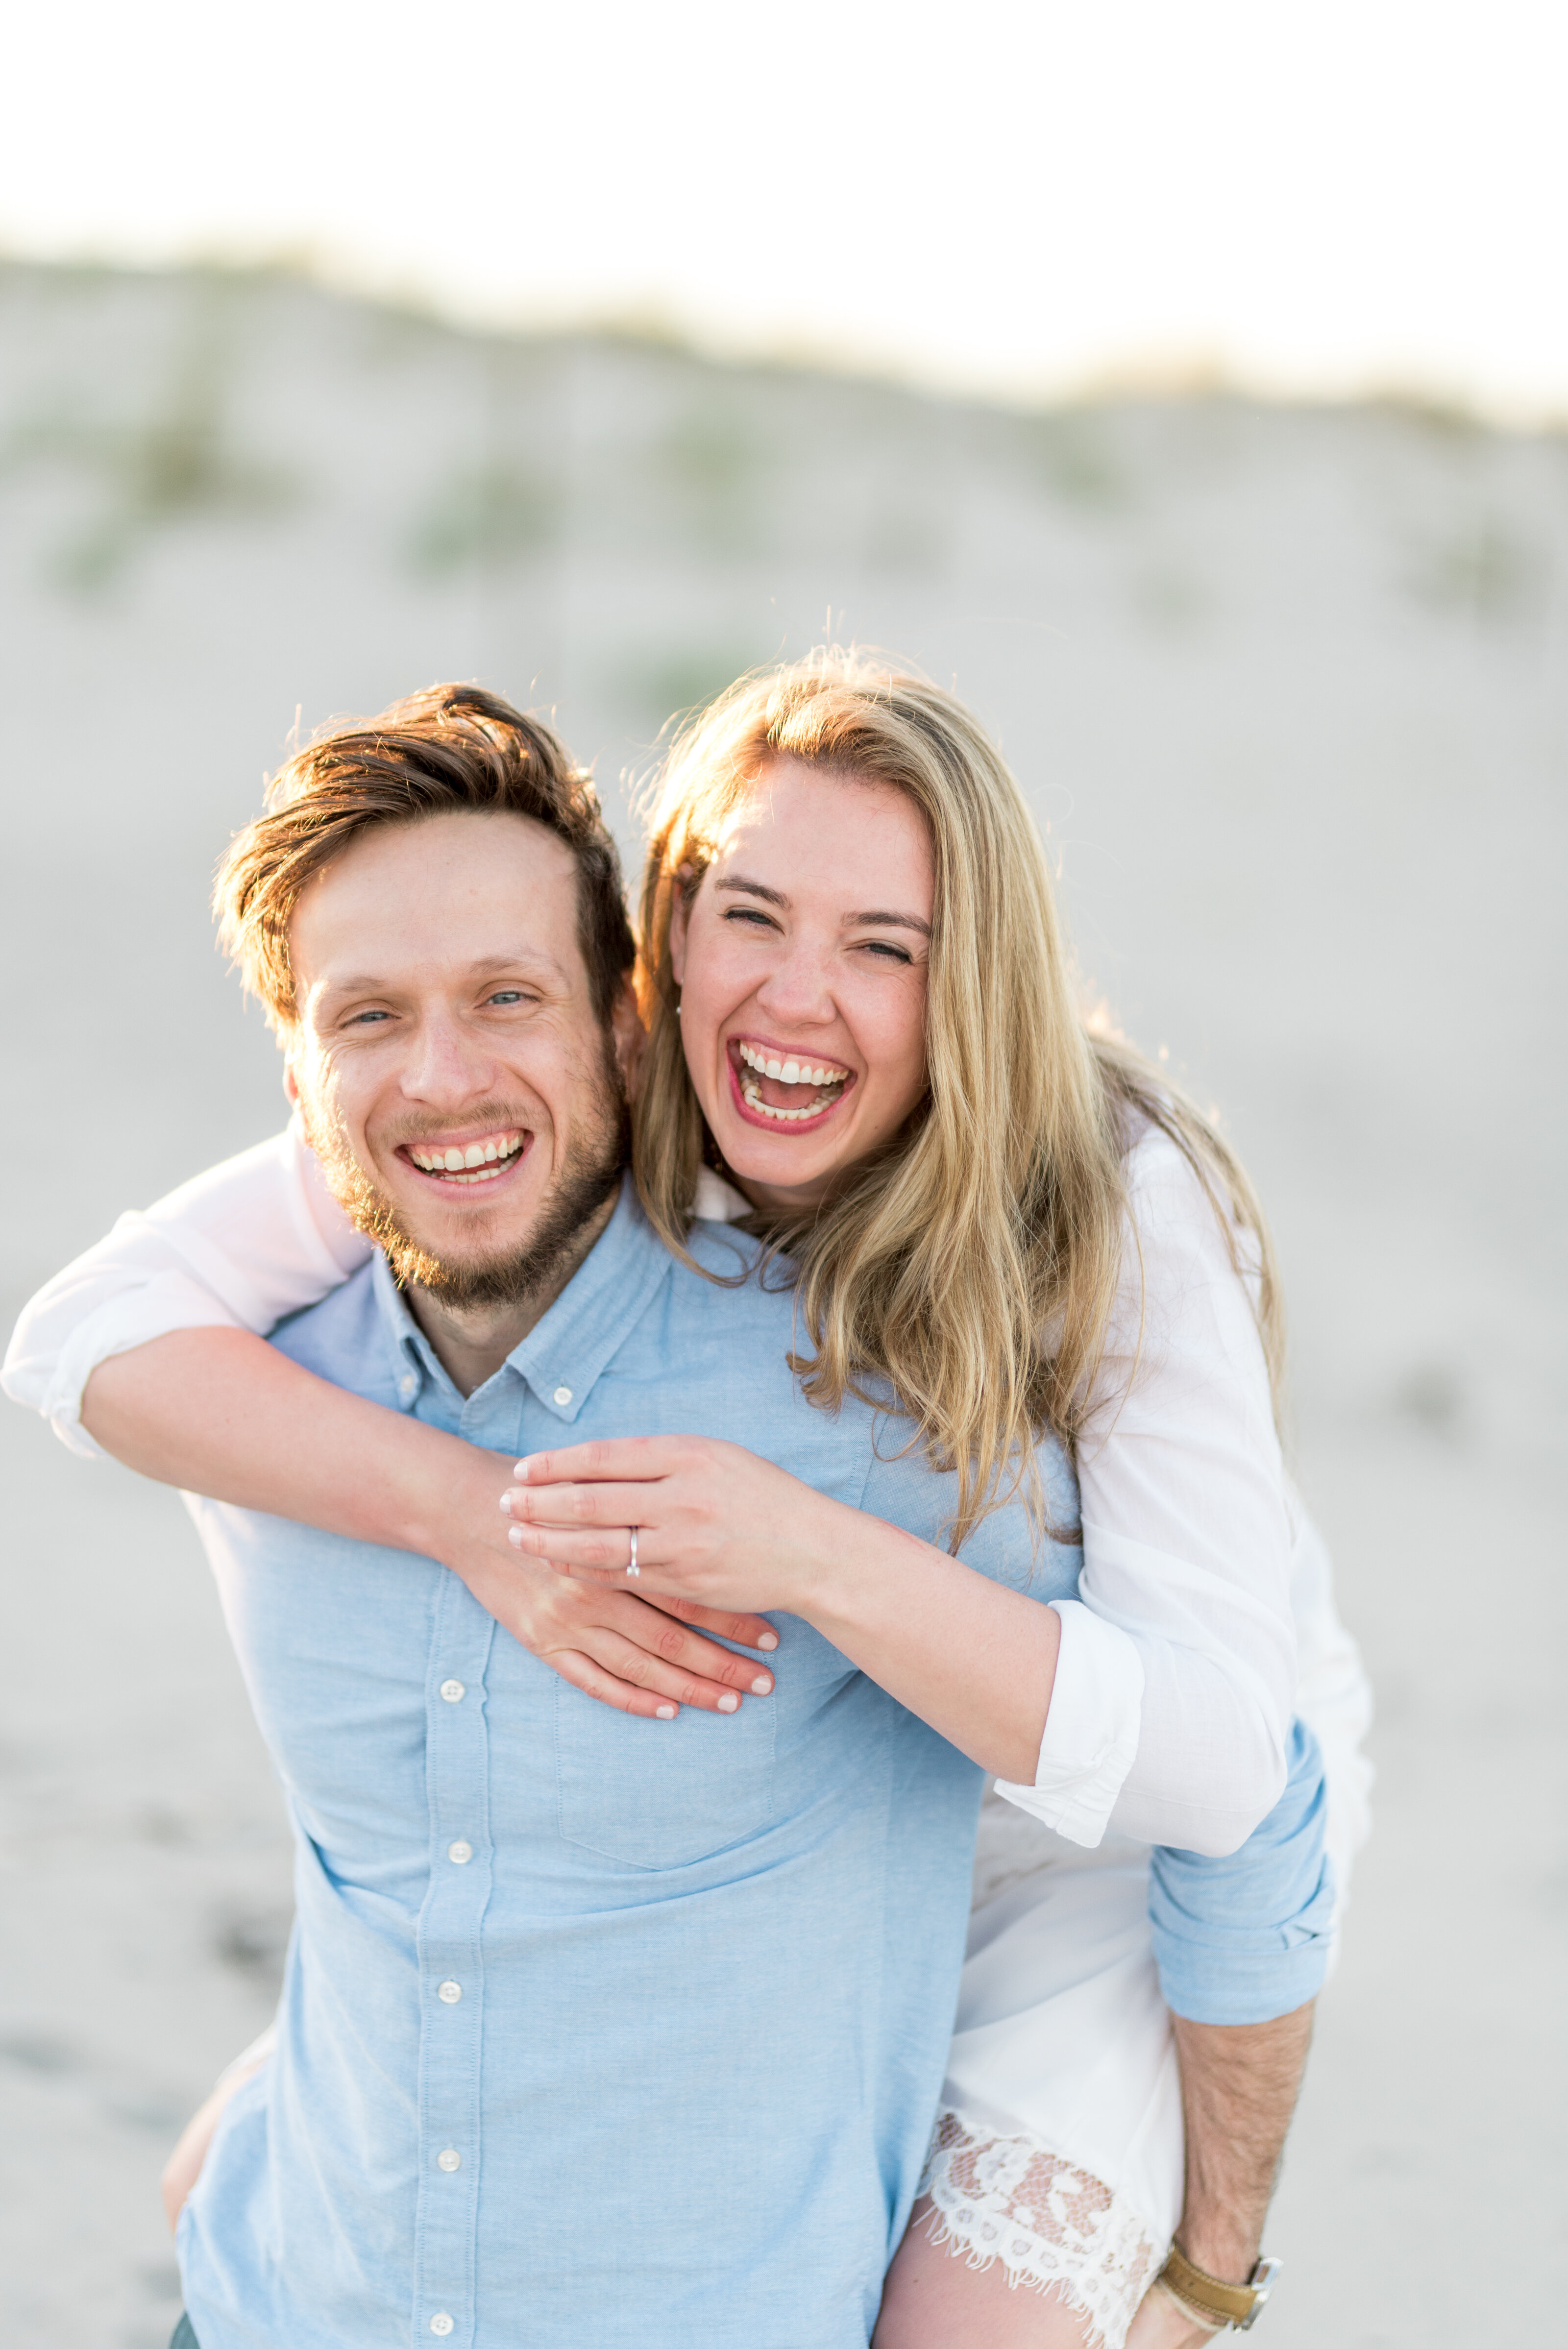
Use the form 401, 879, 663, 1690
291, 811, 583, 995
302, 807, 576, 899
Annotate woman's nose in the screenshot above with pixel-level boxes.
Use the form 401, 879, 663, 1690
754, 944, 835, 1026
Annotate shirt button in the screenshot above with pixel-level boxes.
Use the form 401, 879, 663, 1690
439, 1680, 466, 1704
437, 2147, 462, 2172
553, 1384, 573, 1406
447, 1840, 473, 1865
437, 1980, 463, 2004
400, 1373, 417, 1399
431, 2318, 454, 2338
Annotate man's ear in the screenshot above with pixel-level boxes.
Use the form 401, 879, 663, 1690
609, 976, 644, 1091
283, 1059, 300, 1107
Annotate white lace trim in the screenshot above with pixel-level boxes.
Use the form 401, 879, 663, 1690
919, 2110, 1166, 2349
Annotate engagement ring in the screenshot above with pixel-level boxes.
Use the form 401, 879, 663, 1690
626, 1527, 640, 1579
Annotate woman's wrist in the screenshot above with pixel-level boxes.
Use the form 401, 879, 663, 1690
791, 1500, 933, 1639
367, 1418, 509, 1571
792, 1507, 1060, 1784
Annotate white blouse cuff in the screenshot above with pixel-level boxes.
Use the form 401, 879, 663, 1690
992, 1599, 1145, 1849
15, 1272, 250, 1458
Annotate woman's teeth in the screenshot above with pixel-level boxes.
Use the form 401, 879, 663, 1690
737, 1043, 849, 1088
409, 1130, 524, 1182
742, 1083, 835, 1121
735, 1042, 849, 1122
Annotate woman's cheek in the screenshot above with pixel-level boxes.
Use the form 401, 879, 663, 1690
869, 1009, 929, 1131
688, 1004, 732, 1121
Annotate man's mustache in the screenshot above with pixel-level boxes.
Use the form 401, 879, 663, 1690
302, 1103, 540, 1170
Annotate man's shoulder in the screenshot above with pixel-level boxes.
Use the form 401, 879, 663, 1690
666, 1218, 792, 1322
269, 1259, 395, 1398
644, 1223, 820, 1387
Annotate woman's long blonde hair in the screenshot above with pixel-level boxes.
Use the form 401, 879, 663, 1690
634, 650, 1283, 1547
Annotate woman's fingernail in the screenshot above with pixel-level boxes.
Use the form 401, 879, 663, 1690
507, 1525, 523, 1547
751, 1675, 773, 1694
499, 1492, 514, 1514
513, 1459, 533, 1479
757, 1632, 778, 1650
717, 1693, 739, 1713
656, 1703, 677, 1719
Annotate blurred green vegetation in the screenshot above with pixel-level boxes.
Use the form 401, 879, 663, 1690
410, 463, 560, 573
1, 279, 297, 590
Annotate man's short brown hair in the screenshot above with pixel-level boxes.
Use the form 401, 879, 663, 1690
216, 684, 636, 1029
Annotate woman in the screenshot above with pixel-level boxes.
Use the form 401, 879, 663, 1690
6, 659, 1369, 2347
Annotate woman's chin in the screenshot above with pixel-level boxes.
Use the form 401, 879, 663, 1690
712, 1119, 845, 1203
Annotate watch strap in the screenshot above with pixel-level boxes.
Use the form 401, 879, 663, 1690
1155, 2244, 1282, 2331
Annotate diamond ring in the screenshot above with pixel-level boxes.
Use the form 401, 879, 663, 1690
626, 1527, 640, 1580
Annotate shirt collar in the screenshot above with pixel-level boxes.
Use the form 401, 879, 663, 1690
369, 1255, 454, 1412
368, 1174, 673, 1425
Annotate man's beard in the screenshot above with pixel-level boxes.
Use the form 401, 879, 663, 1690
300, 1053, 630, 1312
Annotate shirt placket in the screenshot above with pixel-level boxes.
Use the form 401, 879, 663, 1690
410, 1524, 498, 2347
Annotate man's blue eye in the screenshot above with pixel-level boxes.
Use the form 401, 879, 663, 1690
350, 1010, 392, 1024
488, 990, 525, 1004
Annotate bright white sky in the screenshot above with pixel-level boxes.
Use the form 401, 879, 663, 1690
6, 0, 1567, 415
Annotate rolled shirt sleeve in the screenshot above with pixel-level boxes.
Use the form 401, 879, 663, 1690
1005, 1495, 1372, 2021
1151, 1519, 1374, 2022
992, 1599, 1144, 1847
1, 1121, 369, 1452
1150, 1718, 1337, 2024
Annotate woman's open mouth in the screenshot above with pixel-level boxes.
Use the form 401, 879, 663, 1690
399, 1127, 529, 1186
727, 1040, 854, 1131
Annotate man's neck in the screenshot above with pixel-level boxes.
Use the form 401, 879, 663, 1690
402, 1189, 619, 1397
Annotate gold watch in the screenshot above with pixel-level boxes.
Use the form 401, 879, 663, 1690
1155, 2243, 1282, 2332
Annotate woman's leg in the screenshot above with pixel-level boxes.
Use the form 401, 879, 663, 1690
875, 2201, 1097, 2348
905, 1811, 1185, 2348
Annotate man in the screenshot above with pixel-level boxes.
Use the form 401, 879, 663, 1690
5, 686, 1325, 2347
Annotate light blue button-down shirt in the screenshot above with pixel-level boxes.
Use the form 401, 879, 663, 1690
175, 1183, 1083, 2349
172, 1178, 1332, 2347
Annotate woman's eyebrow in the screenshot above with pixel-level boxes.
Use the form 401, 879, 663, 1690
843, 908, 932, 937
715, 875, 930, 936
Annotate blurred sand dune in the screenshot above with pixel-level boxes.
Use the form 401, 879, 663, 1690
0, 262, 1563, 2347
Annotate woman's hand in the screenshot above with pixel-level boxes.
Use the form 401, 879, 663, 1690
500, 1431, 1063, 1787
452, 1533, 779, 1719
500, 1435, 851, 1619
398, 1430, 779, 1720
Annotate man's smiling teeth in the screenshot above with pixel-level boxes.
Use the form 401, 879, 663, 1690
409, 1130, 524, 1182
736, 1042, 848, 1087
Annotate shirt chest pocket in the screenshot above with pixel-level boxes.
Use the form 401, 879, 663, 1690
554, 1678, 778, 1868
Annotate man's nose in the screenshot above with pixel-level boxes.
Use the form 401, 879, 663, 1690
398, 1011, 502, 1107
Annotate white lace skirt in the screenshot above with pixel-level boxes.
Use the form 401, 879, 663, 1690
918, 1791, 1184, 2349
